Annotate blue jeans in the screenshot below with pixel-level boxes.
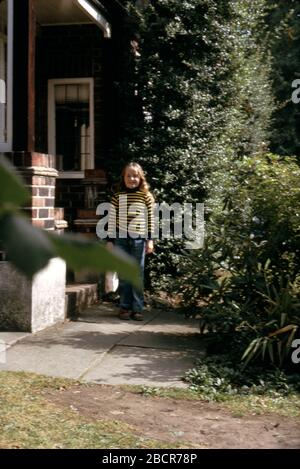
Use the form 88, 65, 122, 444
115, 237, 145, 312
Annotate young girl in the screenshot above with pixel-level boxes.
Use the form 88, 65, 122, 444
107, 162, 154, 321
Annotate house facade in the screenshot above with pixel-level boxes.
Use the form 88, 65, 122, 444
0, 0, 132, 332
1, 0, 128, 230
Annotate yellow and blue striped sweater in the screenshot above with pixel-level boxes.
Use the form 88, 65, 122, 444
108, 189, 154, 240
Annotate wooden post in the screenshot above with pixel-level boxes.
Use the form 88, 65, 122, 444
28, 0, 36, 152
13, 0, 36, 152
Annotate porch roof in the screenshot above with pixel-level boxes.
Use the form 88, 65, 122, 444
34, 0, 111, 37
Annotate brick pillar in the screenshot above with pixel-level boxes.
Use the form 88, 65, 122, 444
0, 151, 66, 332
5, 152, 57, 229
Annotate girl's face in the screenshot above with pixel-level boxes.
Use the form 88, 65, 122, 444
124, 167, 141, 189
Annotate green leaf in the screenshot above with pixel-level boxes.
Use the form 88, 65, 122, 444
265, 319, 277, 327
0, 213, 55, 278
242, 338, 262, 368
199, 280, 219, 290
48, 232, 141, 289
268, 324, 296, 337
0, 157, 30, 209
277, 341, 283, 366
241, 338, 257, 361
0, 214, 141, 288
280, 313, 287, 328
286, 327, 298, 352
262, 338, 268, 360
268, 341, 274, 363
251, 338, 262, 359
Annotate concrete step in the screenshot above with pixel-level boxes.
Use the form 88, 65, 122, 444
65, 283, 98, 319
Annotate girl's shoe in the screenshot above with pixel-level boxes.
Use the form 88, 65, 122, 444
119, 309, 131, 320
131, 312, 144, 321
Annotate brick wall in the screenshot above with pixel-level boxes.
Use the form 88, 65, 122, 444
3, 152, 58, 230
55, 179, 85, 228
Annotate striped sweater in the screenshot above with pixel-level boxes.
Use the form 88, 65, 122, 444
108, 189, 154, 240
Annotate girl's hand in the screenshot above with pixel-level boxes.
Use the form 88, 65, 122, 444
146, 240, 154, 255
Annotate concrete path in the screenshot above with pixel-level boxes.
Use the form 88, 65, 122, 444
0, 303, 204, 388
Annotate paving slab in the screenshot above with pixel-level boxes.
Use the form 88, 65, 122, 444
0, 331, 31, 348
0, 303, 204, 387
118, 309, 202, 351
0, 310, 156, 379
82, 345, 201, 387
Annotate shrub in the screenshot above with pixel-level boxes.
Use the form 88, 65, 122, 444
184, 355, 300, 399
178, 153, 300, 368
113, 0, 274, 288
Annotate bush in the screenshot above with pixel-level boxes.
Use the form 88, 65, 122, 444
184, 355, 300, 400
113, 0, 274, 288
178, 153, 300, 368
266, 0, 300, 159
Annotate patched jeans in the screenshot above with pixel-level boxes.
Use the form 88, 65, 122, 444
114, 237, 145, 313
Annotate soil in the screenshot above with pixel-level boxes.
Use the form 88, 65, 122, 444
47, 384, 300, 449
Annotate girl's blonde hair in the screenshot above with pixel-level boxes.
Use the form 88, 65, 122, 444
120, 162, 151, 194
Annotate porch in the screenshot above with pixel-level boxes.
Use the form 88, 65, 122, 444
0, 0, 127, 332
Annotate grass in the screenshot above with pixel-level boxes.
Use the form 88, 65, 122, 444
0, 371, 180, 449
1, 371, 299, 448
123, 384, 300, 418
218, 393, 300, 417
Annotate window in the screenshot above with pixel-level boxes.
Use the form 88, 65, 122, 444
48, 78, 94, 177
0, 0, 13, 151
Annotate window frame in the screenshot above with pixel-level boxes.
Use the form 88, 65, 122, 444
0, 0, 13, 152
48, 77, 94, 179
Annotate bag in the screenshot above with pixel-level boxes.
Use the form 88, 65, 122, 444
105, 272, 119, 294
